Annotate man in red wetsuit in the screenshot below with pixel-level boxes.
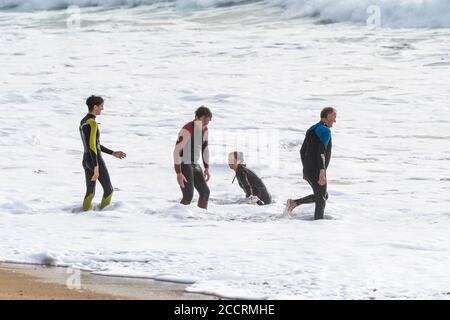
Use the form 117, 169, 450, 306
173, 106, 212, 209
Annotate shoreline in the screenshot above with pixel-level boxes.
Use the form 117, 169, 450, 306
0, 263, 219, 300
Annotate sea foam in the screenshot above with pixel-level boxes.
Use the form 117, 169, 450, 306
0, 0, 449, 28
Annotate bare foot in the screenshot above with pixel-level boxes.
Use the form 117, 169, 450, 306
284, 199, 297, 217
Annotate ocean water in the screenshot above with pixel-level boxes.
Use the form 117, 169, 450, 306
0, 0, 450, 299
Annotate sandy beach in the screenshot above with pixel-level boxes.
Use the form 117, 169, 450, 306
0, 263, 218, 300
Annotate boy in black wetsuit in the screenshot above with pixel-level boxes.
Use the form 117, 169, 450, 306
228, 152, 271, 206
79, 95, 127, 211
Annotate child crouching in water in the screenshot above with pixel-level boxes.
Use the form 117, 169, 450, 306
228, 151, 271, 205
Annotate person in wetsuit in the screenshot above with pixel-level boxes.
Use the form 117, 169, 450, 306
285, 107, 337, 219
173, 106, 212, 209
79, 95, 127, 211
228, 151, 272, 206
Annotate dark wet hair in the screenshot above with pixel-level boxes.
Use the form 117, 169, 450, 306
320, 107, 336, 119
86, 95, 104, 112
195, 106, 212, 120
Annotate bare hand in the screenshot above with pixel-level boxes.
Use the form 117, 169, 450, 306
113, 151, 127, 159
318, 169, 327, 186
91, 166, 99, 181
177, 173, 187, 188
246, 195, 260, 204
204, 168, 210, 182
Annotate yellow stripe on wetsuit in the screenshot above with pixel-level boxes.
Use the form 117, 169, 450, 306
86, 118, 98, 155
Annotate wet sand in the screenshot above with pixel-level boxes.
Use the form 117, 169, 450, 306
0, 263, 218, 300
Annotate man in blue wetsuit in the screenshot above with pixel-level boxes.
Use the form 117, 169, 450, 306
285, 107, 337, 219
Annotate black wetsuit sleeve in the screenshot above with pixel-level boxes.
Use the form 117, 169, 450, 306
82, 120, 98, 167
300, 137, 307, 166
318, 142, 326, 170
325, 140, 332, 169
314, 125, 331, 171
100, 145, 114, 155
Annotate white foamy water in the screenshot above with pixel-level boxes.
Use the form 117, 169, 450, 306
1, 0, 450, 27
1, 2, 450, 299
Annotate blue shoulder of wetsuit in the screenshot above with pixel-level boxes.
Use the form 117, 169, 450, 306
313, 122, 331, 146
